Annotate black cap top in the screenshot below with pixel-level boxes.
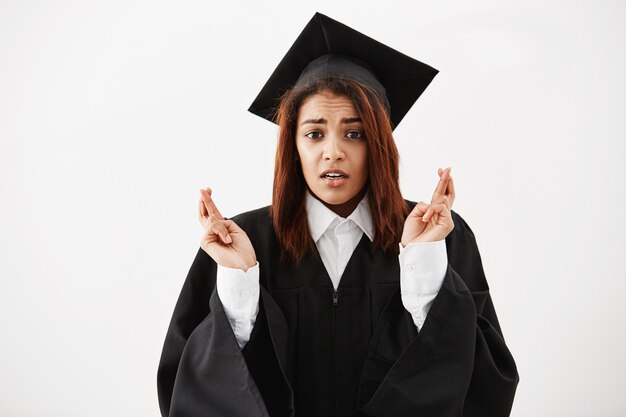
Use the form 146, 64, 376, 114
248, 12, 439, 129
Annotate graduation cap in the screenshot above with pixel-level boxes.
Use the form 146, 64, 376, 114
248, 12, 438, 129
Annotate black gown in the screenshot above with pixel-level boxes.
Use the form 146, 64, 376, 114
157, 202, 519, 417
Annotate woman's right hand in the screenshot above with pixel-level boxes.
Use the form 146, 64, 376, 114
198, 187, 257, 271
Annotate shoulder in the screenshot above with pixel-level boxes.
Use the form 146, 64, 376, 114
228, 205, 271, 228
227, 205, 276, 244
227, 206, 281, 265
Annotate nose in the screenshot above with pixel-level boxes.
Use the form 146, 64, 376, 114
323, 135, 345, 161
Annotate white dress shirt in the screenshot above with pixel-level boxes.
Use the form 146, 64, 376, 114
217, 191, 448, 348
306, 190, 375, 290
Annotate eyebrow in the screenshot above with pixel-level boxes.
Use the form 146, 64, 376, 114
300, 117, 362, 126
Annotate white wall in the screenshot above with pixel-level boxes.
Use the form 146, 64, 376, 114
1, 1, 624, 416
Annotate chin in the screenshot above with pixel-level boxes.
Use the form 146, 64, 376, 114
314, 189, 356, 206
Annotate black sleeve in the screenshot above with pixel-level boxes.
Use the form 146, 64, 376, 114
156, 248, 293, 417
356, 211, 519, 417
448, 213, 519, 416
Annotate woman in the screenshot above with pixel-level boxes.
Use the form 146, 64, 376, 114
157, 13, 518, 417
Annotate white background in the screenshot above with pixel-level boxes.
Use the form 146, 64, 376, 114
1, 1, 625, 416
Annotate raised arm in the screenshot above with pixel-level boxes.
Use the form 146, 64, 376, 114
398, 167, 454, 330
157, 189, 272, 417
358, 169, 518, 416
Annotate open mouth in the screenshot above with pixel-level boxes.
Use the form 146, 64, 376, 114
320, 170, 348, 187
320, 170, 348, 179
322, 173, 346, 179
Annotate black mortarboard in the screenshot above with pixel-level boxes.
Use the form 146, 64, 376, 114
248, 12, 438, 129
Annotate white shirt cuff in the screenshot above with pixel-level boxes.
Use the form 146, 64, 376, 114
216, 262, 260, 349
398, 240, 448, 331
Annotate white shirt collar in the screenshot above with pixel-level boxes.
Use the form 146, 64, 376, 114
305, 190, 375, 243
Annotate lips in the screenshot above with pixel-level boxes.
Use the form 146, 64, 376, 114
320, 169, 349, 179
320, 169, 349, 187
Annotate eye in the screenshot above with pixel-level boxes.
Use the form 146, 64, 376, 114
346, 130, 365, 140
305, 131, 324, 140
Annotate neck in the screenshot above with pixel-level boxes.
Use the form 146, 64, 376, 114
318, 186, 368, 218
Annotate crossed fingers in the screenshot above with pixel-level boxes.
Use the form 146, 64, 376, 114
415, 201, 450, 224
431, 167, 455, 210
198, 187, 232, 244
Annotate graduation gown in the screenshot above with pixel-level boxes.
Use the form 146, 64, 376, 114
157, 203, 519, 417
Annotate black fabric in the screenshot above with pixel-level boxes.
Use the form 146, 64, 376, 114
157, 204, 519, 417
295, 54, 391, 110
247, 12, 438, 129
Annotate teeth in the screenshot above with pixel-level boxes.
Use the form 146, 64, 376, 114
325, 173, 344, 178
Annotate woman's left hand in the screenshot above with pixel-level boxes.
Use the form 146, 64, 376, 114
401, 167, 456, 245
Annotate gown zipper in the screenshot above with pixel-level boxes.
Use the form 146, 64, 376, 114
332, 288, 339, 416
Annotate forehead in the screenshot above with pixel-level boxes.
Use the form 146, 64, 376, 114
297, 91, 358, 120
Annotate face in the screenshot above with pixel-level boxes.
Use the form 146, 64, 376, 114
296, 90, 369, 217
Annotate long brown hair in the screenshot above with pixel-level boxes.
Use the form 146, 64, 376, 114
271, 76, 409, 264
